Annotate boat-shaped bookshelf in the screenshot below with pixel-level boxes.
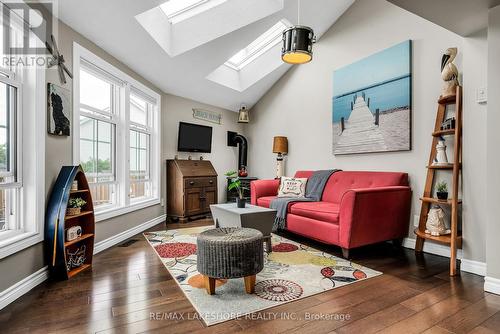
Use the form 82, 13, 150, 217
45, 166, 95, 280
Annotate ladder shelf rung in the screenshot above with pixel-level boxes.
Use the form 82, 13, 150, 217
432, 129, 456, 137
426, 163, 461, 170
438, 94, 457, 105
420, 197, 462, 205
414, 229, 462, 248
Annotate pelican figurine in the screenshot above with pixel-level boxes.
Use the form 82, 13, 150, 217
440, 47, 459, 98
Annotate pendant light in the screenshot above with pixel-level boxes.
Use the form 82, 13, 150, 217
238, 104, 249, 123
281, 0, 316, 64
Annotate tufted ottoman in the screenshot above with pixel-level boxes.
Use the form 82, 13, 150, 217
197, 227, 264, 295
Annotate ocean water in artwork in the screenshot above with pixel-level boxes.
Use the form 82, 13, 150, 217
332, 40, 411, 155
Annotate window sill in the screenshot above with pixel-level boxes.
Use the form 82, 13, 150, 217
0, 231, 43, 259
95, 198, 161, 223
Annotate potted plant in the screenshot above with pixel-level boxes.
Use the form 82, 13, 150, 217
225, 171, 247, 208
436, 181, 448, 200
67, 197, 87, 216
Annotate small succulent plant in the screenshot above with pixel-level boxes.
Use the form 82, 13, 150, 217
436, 181, 448, 193
68, 197, 86, 208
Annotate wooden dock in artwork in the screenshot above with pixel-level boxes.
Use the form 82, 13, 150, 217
334, 95, 387, 154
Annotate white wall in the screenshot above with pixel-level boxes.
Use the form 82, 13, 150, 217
247, 0, 486, 263
462, 29, 488, 263
161, 94, 246, 204
486, 5, 500, 286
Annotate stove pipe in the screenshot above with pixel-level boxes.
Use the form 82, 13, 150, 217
227, 131, 248, 170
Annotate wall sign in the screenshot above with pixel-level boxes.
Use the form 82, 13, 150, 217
193, 108, 222, 125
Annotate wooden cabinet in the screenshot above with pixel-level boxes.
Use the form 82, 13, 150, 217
167, 159, 218, 221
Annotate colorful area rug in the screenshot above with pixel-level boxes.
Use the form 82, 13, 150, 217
144, 226, 381, 326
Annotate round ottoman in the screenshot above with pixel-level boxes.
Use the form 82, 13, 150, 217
197, 227, 264, 295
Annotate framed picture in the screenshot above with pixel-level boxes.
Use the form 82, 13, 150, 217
332, 40, 412, 155
47, 83, 71, 136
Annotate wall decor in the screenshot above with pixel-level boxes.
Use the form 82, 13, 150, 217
237, 104, 249, 123
332, 40, 412, 155
193, 108, 222, 124
46, 35, 73, 84
47, 83, 71, 136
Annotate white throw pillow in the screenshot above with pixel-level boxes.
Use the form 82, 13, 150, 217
278, 177, 308, 198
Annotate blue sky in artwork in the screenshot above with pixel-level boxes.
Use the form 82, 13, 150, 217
333, 40, 411, 97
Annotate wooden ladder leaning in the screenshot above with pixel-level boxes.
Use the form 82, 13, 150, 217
415, 85, 463, 276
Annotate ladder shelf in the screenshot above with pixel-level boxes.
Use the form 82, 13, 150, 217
415, 86, 462, 276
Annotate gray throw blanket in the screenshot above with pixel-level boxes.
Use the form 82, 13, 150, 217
270, 169, 340, 231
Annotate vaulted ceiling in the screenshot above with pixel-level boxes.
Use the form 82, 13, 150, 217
47, 0, 354, 111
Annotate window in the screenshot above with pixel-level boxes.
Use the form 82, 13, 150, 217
73, 43, 161, 221
224, 20, 289, 71
0, 78, 20, 234
160, 0, 223, 22
129, 93, 153, 201
0, 4, 45, 258
78, 66, 119, 210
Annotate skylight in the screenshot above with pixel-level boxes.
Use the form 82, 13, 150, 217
160, 0, 220, 22
224, 20, 289, 71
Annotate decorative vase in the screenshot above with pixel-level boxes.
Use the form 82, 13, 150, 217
239, 166, 248, 177
436, 191, 448, 200
66, 207, 81, 216
237, 198, 246, 208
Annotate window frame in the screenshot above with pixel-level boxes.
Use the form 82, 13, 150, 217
73, 42, 161, 223
0, 4, 46, 259
128, 90, 154, 202
224, 19, 289, 71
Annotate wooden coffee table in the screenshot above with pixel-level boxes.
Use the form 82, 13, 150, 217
210, 203, 276, 252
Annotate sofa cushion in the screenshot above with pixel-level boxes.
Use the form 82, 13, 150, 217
257, 196, 301, 213
289, 201, 339, 224
322, 171, 409, 204
256, 196, 276, 208
278, 177, 308, 198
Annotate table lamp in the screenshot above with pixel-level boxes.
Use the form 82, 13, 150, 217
273, 136, 288, 178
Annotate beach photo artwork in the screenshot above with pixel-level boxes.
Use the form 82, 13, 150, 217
332, 40, 412, 155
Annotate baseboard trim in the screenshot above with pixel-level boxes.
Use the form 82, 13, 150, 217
0, 266, 49, 310
94, 214, 166, 254
460, 259, 487, 276
0, 214, 166, 310
485, 276, 500, 295
403, 237, 464, 259
403, 238, 488, 277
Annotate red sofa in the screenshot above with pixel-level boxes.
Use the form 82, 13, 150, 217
251, 171, 412, 257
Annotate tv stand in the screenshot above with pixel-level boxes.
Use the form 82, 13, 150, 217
166, 159, 218, 222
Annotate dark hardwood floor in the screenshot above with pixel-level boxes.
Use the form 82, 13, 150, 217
1, 219, 498, 334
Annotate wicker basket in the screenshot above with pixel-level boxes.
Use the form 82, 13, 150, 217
66, 207, 81, 216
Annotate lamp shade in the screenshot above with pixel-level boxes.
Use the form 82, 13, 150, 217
282, 25, 315, 64
273, 136, 288, 154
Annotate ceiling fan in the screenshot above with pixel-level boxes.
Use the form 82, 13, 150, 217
46, 35, 73, 84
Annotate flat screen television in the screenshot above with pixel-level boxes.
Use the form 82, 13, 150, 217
177, 122, 213, 153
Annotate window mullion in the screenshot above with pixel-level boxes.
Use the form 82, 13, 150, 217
120, 84, 130, 207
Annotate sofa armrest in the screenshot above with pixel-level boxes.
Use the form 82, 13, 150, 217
251, 179, 280, 205
338, 186, 412, 249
